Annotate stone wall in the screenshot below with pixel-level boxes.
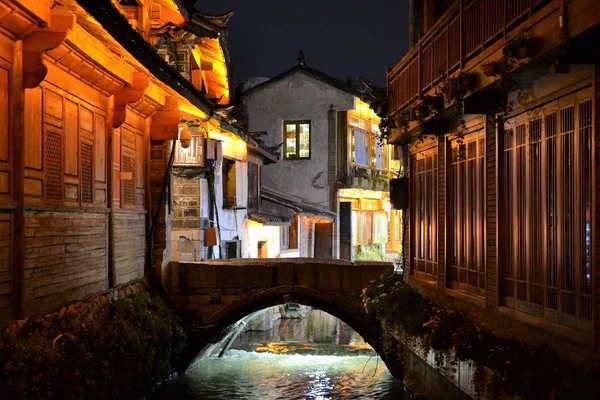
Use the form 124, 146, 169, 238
165, 259, 393, 326
298, 216, 314, 258
244, 71, 355, 208
4, 280, 144, 343
114, 210, 146, 285
23, 209, 109, 317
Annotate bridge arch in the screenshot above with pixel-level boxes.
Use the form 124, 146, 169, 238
165, 260, 404, 378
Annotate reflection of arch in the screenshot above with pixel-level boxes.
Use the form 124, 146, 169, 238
178, 285, 405, 378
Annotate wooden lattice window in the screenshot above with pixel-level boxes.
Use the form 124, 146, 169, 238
45, 131, 62, 201
81, 142, 93, 204
449, 135, 485, 297
122, 155, 136, 206
413, 146, 438, 281
502, 89, 593, 331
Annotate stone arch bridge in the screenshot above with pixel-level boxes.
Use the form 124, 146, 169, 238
163, 258, 404, 377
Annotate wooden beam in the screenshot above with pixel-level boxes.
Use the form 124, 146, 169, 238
112, 72, 149, 128
200, 60, 213, 71
150, 96, 180, 140
22, 6, 74, 88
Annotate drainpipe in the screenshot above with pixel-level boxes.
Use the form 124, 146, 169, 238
206, 161, 223, 259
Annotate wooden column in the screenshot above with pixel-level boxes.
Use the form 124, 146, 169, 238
106, 95, 116, 289
10, 41, 24, 319
108, 72, 148, 288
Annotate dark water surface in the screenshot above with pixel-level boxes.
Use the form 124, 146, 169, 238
154, 308, 407, 399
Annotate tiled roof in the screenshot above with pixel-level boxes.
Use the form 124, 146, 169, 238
76, 0, 215, 115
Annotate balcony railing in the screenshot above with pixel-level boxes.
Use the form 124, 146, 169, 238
388, 0, 553, 114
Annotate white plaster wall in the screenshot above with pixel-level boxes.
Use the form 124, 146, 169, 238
247, 224, 281, 258
212, 160, 250, 258
244, 71, 355, 208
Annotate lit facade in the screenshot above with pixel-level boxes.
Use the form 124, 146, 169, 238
0, 0, 273, 326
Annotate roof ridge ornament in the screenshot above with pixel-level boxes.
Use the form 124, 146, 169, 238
298, 50, 306, 67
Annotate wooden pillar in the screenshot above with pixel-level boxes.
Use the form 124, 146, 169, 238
108, 72, 148, 288
11, 40, 24, 319
106, 95, 116, 288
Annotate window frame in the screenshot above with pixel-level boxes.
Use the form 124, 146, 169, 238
448, 134, 486, 298
283, 120, 311, 160
500, 88, 594, 332
412, 145, 438, 282
222, 157, 237, 208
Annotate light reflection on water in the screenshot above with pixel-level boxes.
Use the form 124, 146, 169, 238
158, 350, 406, 400
155, 308, 407, 399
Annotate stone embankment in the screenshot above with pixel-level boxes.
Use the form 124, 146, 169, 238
0, 280, 186, 400
3, 281, 144, 343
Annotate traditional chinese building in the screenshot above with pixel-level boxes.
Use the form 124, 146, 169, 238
0, 0, 273, 326
387, 0, 600, 369
242, 60, 402, 260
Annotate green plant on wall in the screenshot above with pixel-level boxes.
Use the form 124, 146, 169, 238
0, 290, 188, 399
354, 245, 388, 261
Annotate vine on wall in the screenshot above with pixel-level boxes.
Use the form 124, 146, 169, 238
362, 273, 599, 399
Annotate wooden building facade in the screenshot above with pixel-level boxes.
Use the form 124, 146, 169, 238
387, 0, 600, 363
0, 0, 241, 326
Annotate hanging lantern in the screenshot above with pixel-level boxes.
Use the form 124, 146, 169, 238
179, 123, 192, 149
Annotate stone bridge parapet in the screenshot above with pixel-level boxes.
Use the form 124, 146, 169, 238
165, 258, 392, 323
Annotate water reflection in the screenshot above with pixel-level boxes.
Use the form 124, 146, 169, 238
154, 307, 407, 400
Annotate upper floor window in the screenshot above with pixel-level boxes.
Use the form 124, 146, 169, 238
350, 127, 388, 170
248, 161, 260, 209
222, 158, 237, 208
284, 120, 311, 159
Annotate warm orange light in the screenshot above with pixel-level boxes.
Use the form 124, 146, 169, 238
178, 103, 209, 120
209, 131, 247, 160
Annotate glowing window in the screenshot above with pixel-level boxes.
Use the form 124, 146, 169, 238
284, 120, 311, 159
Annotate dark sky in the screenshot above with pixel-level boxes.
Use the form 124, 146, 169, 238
198, 1, 410, 88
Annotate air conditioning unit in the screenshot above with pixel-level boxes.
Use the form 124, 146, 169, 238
222, 239, 241, 259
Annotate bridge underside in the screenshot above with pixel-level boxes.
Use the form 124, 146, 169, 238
163, 259, 404, 377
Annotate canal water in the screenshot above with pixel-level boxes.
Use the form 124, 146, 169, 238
155, 307, 407, 399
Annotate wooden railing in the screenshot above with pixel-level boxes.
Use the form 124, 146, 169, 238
388, 0, 553, 115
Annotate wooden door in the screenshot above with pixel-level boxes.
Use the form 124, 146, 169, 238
315, 222, 333, 259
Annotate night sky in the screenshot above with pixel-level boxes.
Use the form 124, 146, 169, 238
198, 1, 410, 88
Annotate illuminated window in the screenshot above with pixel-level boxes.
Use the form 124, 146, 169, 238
284, 120, 311, 159
352, 129, 368, 166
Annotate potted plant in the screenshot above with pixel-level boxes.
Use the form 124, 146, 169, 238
481, 62, 498, 77
504, 27, 534, 60
423, 94, 444, 112
439, 72, 477, 102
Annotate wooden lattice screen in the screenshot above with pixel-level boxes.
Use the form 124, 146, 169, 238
122, 155, 136, 206
45, 131, 62, 201
81, 142, 93, 204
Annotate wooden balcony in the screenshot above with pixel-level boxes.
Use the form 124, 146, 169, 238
387, 0, 600, 116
